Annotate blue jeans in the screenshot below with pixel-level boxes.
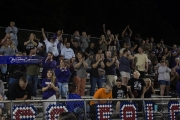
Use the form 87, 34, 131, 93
27, 75, 38, 97
58, 82, 68, 98
90, 77, 104, 96
9, 78, 17, 84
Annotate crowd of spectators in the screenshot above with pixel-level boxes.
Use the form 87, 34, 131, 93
0, 21, 180, 119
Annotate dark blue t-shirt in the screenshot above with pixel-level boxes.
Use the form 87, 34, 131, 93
104, 58, 116, 75
42, 78, 58, 99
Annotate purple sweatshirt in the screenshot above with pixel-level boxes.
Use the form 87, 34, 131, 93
55, 68, 71, 83
42, 60, 57, 78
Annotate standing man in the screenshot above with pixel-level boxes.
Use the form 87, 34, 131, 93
26, 48, 40, 97
104, 51, 119, 86
61, 42, 75, 60
121, 25, 132, 47
134, 47, 148, 78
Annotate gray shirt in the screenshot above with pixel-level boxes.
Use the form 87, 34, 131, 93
73, 61, 87, 78
80, 36, 90, 49
0, 46, 16, 56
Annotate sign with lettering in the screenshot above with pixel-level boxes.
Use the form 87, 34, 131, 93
96, 103, 113, 120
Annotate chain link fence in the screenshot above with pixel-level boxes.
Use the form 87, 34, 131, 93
1, 98, 180, 120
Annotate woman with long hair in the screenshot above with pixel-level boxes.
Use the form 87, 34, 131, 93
24, 33, 38, 55
73, 52, 88, 96
158, 60, 171, 96
55, 59, 71, 99
144, 78, 155, 98
0, 37, 17, 56
99, 34, 108, 52
42, 69, 58, 117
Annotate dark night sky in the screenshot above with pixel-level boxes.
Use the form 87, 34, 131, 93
0, 0, 180, 46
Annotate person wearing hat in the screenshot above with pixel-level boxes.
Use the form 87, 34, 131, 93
158, 60, 171, 96
148, 51, 158, 66
42, 28, 59, 57
112, 78, 128, 113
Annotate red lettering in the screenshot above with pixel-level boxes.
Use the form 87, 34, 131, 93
120, 103, 137, 120
97, 104, 112, 120
169, 103, 180, 120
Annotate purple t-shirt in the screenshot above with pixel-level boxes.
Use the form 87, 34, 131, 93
42, 78, 58, 99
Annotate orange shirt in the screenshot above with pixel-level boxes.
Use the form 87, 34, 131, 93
90, 88, 112, 106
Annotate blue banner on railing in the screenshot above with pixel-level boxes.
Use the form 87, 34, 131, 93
0, 56, 44, 64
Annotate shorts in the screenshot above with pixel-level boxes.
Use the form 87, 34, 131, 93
159, 80, 170, 85
120, 71, 130, 79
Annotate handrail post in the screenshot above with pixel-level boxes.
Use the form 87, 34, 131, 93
84, 99, 87, 120
142, 100, 146, 119
10, 101, 13, 120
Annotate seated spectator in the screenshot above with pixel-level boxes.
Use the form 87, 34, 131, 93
105, 51, 119, 86
158, 60, 171, 96
42, 28, 59, 57
112, 79, 128, 113
24, 33, 38, 55
99, 34, 108, 52
73, 52, 88, 96
8, 76, 32, 100
90, 53, 105, 96
85, 53, 94, 73
8, 52, 26, 84
61, 42, 75, 60
90, 84, 112, 120
5, 21, 18, 48
42, 70, 58, 118
159, 39, 166, 49
42, 52, 56, 79
56, 55, 65, 68
72, 40, 81, 55
58, 112, 77, 120
0, 36, 17, 56
84, 42, 96, 58
55, 59, 71, 99
80, 32, 90, 52
66, 84, 85, 120
144, 78, 155, 98
128, 70, 146, 98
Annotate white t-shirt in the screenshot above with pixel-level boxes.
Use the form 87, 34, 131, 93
134, 53, 148, 71
61, 47, 75, 59
44, 39, 59, 56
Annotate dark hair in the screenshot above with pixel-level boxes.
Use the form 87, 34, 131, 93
48, 52, 53, 56
68, 84, 77, 94
75, 52, 84, 62
123, 49, 128, 54
19, 76, 28, 83
58, 112, 77, 120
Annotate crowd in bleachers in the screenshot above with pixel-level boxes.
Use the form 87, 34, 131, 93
0, 21, 180, 119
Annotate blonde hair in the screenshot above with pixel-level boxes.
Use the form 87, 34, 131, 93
3, 38, 15, 50
145, 78, 151, 86
47, 69, 56, 84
